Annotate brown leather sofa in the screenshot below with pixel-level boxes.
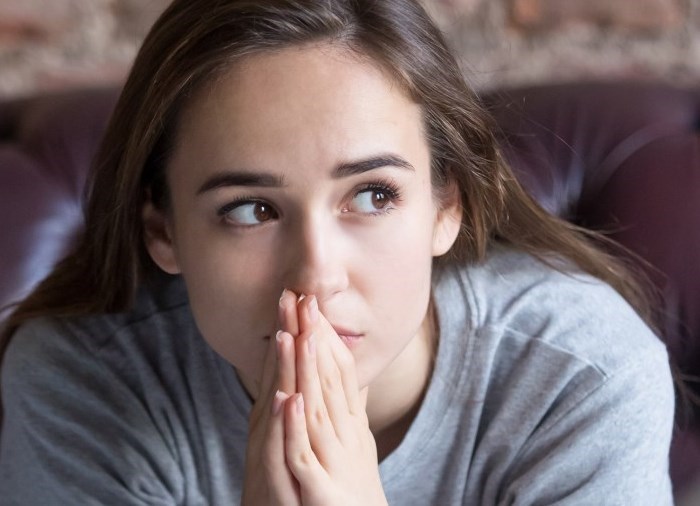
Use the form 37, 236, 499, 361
1, 82, 698, 499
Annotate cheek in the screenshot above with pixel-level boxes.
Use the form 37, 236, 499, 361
368, 239, 433, 332
172, 226, 281, 375
359, 207, 436, 290
351, 212, 436, 382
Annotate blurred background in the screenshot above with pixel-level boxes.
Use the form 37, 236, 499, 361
1, 2, 699, 504
0, 0, 698, 99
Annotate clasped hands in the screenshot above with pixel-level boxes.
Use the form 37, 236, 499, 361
242, 290, 388, 506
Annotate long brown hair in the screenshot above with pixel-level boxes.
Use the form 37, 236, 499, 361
1, 0, 656, 384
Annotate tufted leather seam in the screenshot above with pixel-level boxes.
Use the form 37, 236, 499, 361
579, 122, 684, 206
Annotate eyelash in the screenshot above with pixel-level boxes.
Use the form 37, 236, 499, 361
351, 178, 403, 216
217, 196, 266, 218
216, 177, 403, 225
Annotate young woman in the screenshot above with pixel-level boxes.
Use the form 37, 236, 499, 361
0, 0, 674, 504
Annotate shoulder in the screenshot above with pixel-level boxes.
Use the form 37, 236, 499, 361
2, 275, 201, 399
436, 244, 667, 378
430, 247, 674, 503
0, 279, 202, 504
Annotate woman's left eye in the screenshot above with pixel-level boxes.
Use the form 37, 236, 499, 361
351, 189, 391, 213
346, 182, 401, 215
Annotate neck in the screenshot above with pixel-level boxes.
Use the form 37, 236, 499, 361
366, 301, 437, 461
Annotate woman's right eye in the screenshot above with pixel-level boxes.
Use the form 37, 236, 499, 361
220, 200, 279, 226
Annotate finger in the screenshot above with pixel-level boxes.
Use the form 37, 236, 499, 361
327, 330, 364, 417
307, 299, 364, 417
295, 330, 340, 461
264, 390, 301, 505
298, 296, 354, 439
276, 330, 296, 394
296, 292, 318, 335
284, 394, 328, 486
258, 289, 297, 410
279, 289, 300, 337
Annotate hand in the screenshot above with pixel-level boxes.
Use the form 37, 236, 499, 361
281, 294, 388, 506
241, 289, 302, 506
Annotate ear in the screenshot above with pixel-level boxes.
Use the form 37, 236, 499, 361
142, 200, 181, 274
432, 182, 463, 257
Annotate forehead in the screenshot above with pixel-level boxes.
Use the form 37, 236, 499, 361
182, 44, 421, 136
168, 43, 429, 186
192, 42, 414, 111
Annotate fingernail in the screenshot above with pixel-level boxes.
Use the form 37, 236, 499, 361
279, 289, 289, 307
295, 394, 304, 415
307, 333, 315, 356
298, 293, 306, 303
275, 330, 284, 342
308, 296, 319, 323
272, 390, 285, 415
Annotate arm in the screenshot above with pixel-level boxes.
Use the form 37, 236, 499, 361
0, 319, 185, 505
499, 347, 675, 506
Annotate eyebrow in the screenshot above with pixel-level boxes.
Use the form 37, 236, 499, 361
196, 171, 283, 194
196, 154, 415, 195
334, 155, 414, 178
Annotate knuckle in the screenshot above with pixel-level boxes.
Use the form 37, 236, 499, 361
311, 407, 327, 426
353, 411, 370, 428
321, 370, 339, 392
289, 447, 315, 469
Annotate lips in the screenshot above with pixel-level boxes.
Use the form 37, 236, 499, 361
331, 325, 358, 335
332, 325, 363, 348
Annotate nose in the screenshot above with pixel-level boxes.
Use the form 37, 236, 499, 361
282, 213, 349, 300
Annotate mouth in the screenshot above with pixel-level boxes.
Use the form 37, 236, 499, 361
332, 326, 364, 348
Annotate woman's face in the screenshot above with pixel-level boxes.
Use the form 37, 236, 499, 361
144, 43, 461, 396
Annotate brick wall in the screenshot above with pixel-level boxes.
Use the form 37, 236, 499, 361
0, 0, 696, 98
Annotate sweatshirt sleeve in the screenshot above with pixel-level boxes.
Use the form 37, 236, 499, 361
0, 318, 185, 505
498, 344, 675, 506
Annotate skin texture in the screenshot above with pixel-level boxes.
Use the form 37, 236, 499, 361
143, 43, 461, 503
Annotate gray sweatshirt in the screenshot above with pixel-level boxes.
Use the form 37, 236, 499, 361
0, 247, 675, 505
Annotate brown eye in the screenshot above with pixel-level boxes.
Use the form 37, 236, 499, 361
371, 191, 389, 208
223, 201, 278, 226
350, 189, 391, 213
253, 202, 275, 222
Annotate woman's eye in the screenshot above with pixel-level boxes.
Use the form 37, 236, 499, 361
222, 201, 278, 226
350, 189, 392, 213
